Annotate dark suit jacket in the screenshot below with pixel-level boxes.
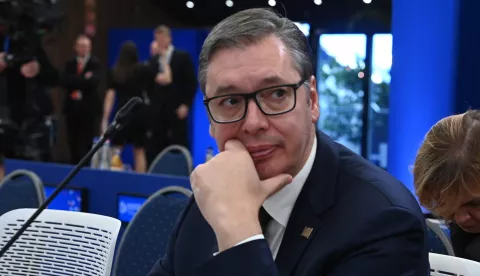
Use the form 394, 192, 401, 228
60, 56, 102, 119
450, 223, 480, 262
146, 49, 197, 114
148, 131, 429, 276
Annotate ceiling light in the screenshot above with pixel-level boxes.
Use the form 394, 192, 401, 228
314, 0, 322, 5
363, 0, 372, 3
226, 0, 233, 7
268, 0, 276, 7
186, 1, 194, 8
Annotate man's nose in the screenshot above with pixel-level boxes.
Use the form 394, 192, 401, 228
241, 100, 269, 134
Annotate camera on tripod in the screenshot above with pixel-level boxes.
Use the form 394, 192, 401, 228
0, 0, 64, 67
0, 0, 64, 161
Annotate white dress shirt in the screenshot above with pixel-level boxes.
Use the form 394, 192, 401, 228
158, 45, 174, 70
230, 136, 317, 259
76, 55, 90, 69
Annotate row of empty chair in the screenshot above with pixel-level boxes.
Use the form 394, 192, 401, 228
1, 145, 480, 274
0, 171, 191, 276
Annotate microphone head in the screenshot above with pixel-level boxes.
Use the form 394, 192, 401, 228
114, 97, 143, 124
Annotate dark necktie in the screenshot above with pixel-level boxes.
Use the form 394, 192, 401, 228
259, 207, 272, 235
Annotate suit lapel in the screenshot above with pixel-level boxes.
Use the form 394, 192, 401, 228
275, 131, 340, 276
275, 195, 321, 276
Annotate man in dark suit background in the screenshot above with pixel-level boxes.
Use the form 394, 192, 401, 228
60, 34, 101, 164
147, 25, 197, 158
149, 8, 429, 276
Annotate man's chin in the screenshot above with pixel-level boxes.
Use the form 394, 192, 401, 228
255, 162, 282, 181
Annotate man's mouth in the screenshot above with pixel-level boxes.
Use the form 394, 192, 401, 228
247, 145, 277, 161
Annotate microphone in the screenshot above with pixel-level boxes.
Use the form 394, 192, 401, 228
0, 97, 143, 259
103, 97, 143, 139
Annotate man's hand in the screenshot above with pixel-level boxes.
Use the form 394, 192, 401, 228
84, 71, 93, 79
190, 139, 292, 252
0, 52, 7, 73
155, 72, 171, 85
20, 60, 40, 78
176, 104, 189, 120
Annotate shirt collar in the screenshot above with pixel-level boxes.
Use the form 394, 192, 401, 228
161, 45, 174, 64
77, 54, 90, 64
263, 136, 317, 227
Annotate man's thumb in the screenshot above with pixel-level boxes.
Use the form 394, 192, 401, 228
261, 174, 293, 197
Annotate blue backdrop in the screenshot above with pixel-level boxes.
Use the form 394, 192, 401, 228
107, 28, 217, 168
388, 0, 458, 193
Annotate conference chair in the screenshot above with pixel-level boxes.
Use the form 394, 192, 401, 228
148, 145, 193, 177
0, 169, 44, 217
112, 186, 192, 276
426, 218, 455, 256
0, 208, 121, 276
430, 252, 480, 275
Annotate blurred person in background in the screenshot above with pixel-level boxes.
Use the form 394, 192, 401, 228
60, 34, 102, 164
102, 41, 153, 173
144, 40, 172, 164
414, 109, 480, 262
149, 25, 197, 157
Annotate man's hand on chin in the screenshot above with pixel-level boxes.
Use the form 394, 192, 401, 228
190, 139, 293, 252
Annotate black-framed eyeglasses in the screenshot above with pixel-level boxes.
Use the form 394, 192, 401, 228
203, 79, 307, 124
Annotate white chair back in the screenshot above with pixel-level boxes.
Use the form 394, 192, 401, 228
0, 208, 121, 276
430, 252, 480, 276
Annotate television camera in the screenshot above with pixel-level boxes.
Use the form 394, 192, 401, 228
0, 0, 64, 161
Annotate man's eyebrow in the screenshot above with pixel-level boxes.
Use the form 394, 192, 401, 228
211, 75, 288, 97
211, 84, 241, 97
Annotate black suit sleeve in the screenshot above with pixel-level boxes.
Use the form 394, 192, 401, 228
326, 207, 429, 276
176, 52, 197, 108
83, 59, 101, 92
197, 240, 279, 276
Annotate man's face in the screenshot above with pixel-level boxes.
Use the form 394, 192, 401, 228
453, 191, 480, 233
75, 37, 91, 57
154, 32, 171, 50
205, 35, 319, 180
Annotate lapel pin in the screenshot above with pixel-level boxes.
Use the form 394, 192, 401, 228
301, 227, 314, 239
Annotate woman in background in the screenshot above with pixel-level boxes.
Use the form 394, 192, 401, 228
413, 110, 480, 261
102, 41, 165, 173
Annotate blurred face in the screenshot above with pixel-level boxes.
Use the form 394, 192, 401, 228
154, 31, 171, 51
453, 191, 480, 233
150, 41, 159, 56
75, 37, 91, 57
204, 35, 319, 180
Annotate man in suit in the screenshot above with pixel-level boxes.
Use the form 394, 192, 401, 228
144, 40, 172, 165
60, 34, 101, 164
149, 8, 429, 276
151, 25, 197, 150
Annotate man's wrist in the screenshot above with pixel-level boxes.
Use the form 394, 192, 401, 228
215, 219, 262, 252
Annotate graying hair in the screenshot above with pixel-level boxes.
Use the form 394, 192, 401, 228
198, 8, 314, 95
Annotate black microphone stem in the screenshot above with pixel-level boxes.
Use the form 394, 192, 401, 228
0, 96, 142, 260
0, 136, 108, 259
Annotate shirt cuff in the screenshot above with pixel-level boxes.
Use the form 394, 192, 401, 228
213, 234, 265, 256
